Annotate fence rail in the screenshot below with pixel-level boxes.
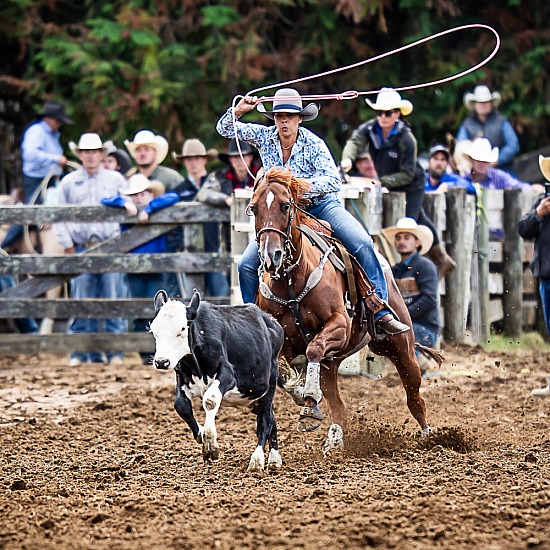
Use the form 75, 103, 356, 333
0, 185, 543, 357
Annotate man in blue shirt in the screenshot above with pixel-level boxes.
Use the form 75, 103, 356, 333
2, 101, 73, 249
456, 85, 519, 172
424, 144, 476, 195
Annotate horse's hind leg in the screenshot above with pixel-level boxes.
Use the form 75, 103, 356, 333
320, 361, 346, 454
381, 332, 431, 434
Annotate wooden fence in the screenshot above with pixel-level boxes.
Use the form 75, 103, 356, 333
0, 185, 543, 357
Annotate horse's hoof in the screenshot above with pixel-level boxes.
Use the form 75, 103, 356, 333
322, 424, 344, 455
421, 426, 433, 437
297, 404, 323, 432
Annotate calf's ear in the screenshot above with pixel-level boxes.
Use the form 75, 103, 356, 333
154, 289, 169, 312
187, 288, 201, 320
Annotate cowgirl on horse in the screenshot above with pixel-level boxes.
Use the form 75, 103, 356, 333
216, 88, 410, 424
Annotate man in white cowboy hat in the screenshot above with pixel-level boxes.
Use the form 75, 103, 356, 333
53, 132, 127, 367
464, 137, 541, 193
125, 129, 183, 191
382, 217, 440, 372
341, 87, 456, 276
456, 84, 519, 171
217, 88, 409, 331
519, 156, 550, 396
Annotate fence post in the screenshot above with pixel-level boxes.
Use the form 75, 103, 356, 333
230, 188, 254, 305
502, 188, 523, 338
476, 189, 490, 343
443, 187, 469, 344
381, 192, 406, 263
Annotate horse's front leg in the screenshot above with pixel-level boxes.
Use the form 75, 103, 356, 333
298, 313, 348, 432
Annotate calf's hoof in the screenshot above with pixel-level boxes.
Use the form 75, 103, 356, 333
297, 404, 323, 433
267, 449, 282, 469
247, 446, 265, 471
202, 428, 219, 461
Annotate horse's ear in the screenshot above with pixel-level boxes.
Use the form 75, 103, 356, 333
154, 289, 168, 312
187, 289, 201, 320
253, 167, 266, 191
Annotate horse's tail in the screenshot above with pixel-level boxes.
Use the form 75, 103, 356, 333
415, 343, 444, 366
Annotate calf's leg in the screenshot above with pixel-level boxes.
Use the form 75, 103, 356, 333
174, 371, 202, 443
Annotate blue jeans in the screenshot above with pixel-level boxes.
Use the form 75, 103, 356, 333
238, 194, 389, 320
0, 275, 39, 333
206, 272, 230, 297
413, 323, 438, 349
69, 271, 126, 363
540, 279, 550, 336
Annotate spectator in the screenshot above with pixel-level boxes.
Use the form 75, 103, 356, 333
172, 139, 226, 296
456, 85, 519, 171
519, 155, 550, 396
382, 217, 440, 373
124, 130, 183, 191
1, 100, 73, 249
215, 138, 261, 191
102, 174, 179, 364
465, 138, 543, 193
0, 275, 39, 334
350, 147, 378, 179
341, 87, 456, 276
102, 142, 132, 177
425, 144, 476, 195
53, 133, 127, 367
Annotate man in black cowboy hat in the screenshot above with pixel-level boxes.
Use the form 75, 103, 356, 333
1, 100, 73, 250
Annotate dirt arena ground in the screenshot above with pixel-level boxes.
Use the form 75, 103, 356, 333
1, 346, 550, 549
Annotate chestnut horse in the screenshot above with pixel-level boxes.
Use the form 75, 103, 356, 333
249, 168, 439, 453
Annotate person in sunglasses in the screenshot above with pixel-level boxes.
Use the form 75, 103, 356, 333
341, 87, 456, 276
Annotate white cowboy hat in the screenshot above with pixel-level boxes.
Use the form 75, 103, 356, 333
466, 137, 499, 164
124, 130, 169, 164
69, 133, 109, 156
172, 138, 218, 163
382, 217, 433, 255
121, 174, 165, 197
539, 155, 550, 182
366, 88, 413, 116
463, 85, 502, 111
257, 88, 319, 122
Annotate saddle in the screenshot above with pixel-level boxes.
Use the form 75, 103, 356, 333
298, 224, 385, 319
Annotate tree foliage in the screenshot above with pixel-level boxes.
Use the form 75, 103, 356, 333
1, 0, 549, 157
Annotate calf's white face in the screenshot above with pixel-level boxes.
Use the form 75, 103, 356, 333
150, 299, 191, 370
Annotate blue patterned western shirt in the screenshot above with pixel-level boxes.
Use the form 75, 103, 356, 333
216, 108, 341, 196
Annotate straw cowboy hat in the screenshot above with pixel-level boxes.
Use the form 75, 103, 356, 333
39, 100, 73, 125
257, 88, 319, 122
172, 138, 218, 163
463, 85, 502, 111
382, 217, 434, 255
218, 138, 256, 163
121, 174, 165, 197
366, 88, 413, 116
539, 155, 550, 182
466, 137, 499, 164
124, 130, 169, 165
68, 133, 109, 156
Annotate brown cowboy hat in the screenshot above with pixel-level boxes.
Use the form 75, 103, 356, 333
172, 139, 218, 163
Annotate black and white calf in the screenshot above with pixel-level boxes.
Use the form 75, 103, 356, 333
151, 289, 285, 471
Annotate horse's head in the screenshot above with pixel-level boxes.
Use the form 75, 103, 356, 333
249, 167, 310, 275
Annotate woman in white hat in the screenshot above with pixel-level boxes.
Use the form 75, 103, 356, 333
341, 88, 456, 276
216, 87, 409, 336
456, 84, 519, 171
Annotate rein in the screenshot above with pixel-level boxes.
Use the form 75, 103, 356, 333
256, 192, 333, 344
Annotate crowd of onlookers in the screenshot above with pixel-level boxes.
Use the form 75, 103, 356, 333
0, 84, 548, 395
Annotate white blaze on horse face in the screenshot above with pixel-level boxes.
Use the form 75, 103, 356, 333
150, 299, 190, 369
266, 191, 275, 210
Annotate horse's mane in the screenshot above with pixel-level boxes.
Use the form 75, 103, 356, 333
259, 167, 324, 229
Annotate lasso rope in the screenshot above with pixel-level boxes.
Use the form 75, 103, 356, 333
229, 23, 501, 178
